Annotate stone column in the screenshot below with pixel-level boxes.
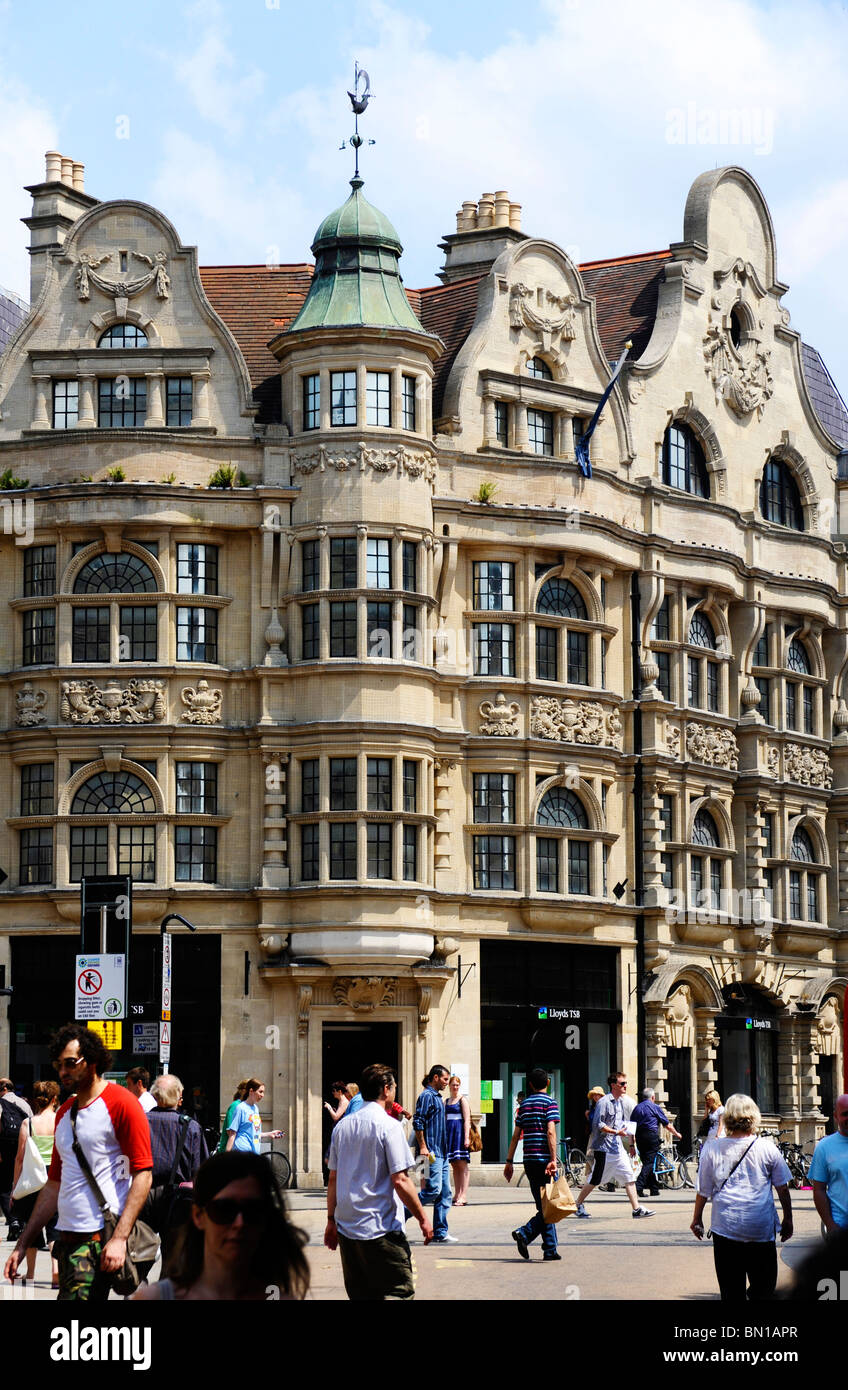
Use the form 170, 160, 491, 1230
391, 369, 403, 429
76, 375, 96, 428
693, 1006, 719, 1098
317, 526, 329, 591
513, 402, 528, 451
434, 759, 456, 878
644, 1003, 669, 1101
482, 395, 496, 449
145, 372, 165, 427
356, 525, 368, 590
261, 752, 289, 888
190, 371, 211, 427
319, 368, 330, 432
642, 779, 666, 907
31, 375, 51, 430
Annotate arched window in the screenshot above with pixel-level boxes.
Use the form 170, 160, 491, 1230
692, 809, 720, 846
760, 459, 803, 530
535, 787, 591, 895
98, 323, 148, 349
787, 638, 811, 675
537, 787, 588, 828
662, 423, 709, 498
74, 552, 158, 594
69, 770, 157, 883
789, 826, 822, 922
526, 356, 553, 380
71, 771, 155, 814
688, 611, 716, 649
535, 578, 591, 685
536, 579, 587, 619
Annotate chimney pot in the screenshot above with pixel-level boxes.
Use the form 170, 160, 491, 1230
460, 200, 477, 231
72, 162, 85, 192
60, 156, 73, 186
477, 193, 495, 228
494, 190, 510, 227
509, 202, 522, 231
45, 151, 62, 183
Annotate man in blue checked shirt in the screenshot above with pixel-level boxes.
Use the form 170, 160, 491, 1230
412, 1064, 456, 1243
503, 1066, 560, 1261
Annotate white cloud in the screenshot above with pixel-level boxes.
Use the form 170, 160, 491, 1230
0, 75, 57, 302
151, 129, 313, 266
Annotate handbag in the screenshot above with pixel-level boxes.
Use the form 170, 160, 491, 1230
541, 1167, 578, 1223
12, 1118, 48, 1199
467, 1121, 483, 1154
69, 1102, 159, 1296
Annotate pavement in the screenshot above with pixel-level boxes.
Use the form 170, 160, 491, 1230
2, 1184, 822, 1303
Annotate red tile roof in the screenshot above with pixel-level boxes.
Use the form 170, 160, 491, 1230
198, 252, 671, 423
579, 251, 670, 363
199, 264, 314, 422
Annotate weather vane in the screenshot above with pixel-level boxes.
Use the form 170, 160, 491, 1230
338, 62, 375, 182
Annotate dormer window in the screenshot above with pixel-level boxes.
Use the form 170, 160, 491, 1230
662, 422, 709, 497
526, 356, 553, 380
760, 458, 803, 530
98, 323, 148, 349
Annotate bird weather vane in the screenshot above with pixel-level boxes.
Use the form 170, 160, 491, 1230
339, 62, 375, 180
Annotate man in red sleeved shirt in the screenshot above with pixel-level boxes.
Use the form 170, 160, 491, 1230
3, 1023, 152, 1300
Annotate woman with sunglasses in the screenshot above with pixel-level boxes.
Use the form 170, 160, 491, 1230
132, 1152, 309, 1301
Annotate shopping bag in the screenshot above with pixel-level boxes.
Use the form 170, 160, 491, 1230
541, 1169, 577, 1222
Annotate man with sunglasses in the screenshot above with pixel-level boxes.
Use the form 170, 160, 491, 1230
573, 1072, 655, 1219
3, 1023, 152, 1300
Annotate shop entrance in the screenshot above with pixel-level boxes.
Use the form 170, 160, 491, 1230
666, 1046, 693, 1152
818, 1055, 837, 1133
320, 1021, 400, 1174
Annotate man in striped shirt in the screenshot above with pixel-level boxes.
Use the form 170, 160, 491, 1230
504, 1067, 560, 1261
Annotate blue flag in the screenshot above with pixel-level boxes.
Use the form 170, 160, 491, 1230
575, 341, 632, 478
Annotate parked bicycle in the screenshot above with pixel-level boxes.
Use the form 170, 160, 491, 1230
774, 1128, 812, 1189
560, 1134, 587, 1188
650, 1141, 694, 1190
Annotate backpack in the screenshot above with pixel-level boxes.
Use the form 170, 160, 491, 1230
0, 1095, 24, 1148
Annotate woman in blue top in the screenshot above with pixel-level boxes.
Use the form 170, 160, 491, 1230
225, 1079, 282, 1154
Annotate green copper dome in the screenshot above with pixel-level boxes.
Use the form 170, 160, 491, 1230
288, 178, 424, 334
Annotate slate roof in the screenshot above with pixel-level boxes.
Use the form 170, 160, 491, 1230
801, 343, 848, 449
0, 286, 28, 357
579, 251, 670, 363
416, 276, 486, 420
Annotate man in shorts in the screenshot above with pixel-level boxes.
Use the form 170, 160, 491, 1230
574, 1072, 655, 1219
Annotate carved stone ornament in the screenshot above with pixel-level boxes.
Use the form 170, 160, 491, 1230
783, 742, 832, 789
815, 997, 840, 1055
297, 985, 313, 1038
333, 977, 396, 1012
294, 442, 435, 484
61, 678, 166, 725
702, 318, 773, 420
666, 725, 681, 759
530, 695, 623, 748
16, 682, 47, 726
75, 249, 171, 305
665, 985, 691, 1026
767, 746, 780, 779
685, 722, 739, 770
479, 692, 520, 736
180, 679, 223, 725
509, 282, 576, 353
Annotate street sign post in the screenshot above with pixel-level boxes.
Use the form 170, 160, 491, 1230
159, 931, 172, 1069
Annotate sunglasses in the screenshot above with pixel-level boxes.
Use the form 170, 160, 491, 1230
203, 1199, 269, 1226
53, 1056, 87, 1074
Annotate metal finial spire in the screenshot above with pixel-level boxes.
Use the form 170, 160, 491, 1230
340, 62, 375, 185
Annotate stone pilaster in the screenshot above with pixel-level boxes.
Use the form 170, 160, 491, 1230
261, 752, 289, 888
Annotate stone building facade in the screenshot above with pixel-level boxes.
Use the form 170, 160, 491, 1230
0, 151, 845, 1183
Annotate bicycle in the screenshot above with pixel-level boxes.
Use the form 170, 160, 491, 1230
560, 1135, 587, 1188
266, 1146, 293, 1190
775, 1128, 812, 1188
650, 1141, 693, 1190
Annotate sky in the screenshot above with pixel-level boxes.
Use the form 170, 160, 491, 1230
1, 0, 848, 389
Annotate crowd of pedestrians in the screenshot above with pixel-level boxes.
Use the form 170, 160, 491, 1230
2, 1024, 847, 1303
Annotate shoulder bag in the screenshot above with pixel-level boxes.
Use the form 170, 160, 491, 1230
12, 1117, 49, 1199
69, 1101, 159, 1296
706, 1137, 757, 1239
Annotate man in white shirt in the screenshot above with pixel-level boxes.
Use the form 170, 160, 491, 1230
126, 1067, 157, 1114
325, 1063, 433, 1300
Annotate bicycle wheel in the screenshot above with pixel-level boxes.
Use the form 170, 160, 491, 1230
568, 1148, 587, 1187
653, 1152, 676, 1189
674, 1158, 693, 1190
267, 1149, 292, 1189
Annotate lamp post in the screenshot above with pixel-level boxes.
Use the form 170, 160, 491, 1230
159, 914, 196, 1075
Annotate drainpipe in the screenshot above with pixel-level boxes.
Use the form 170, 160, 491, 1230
630, 572, 646, 1088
